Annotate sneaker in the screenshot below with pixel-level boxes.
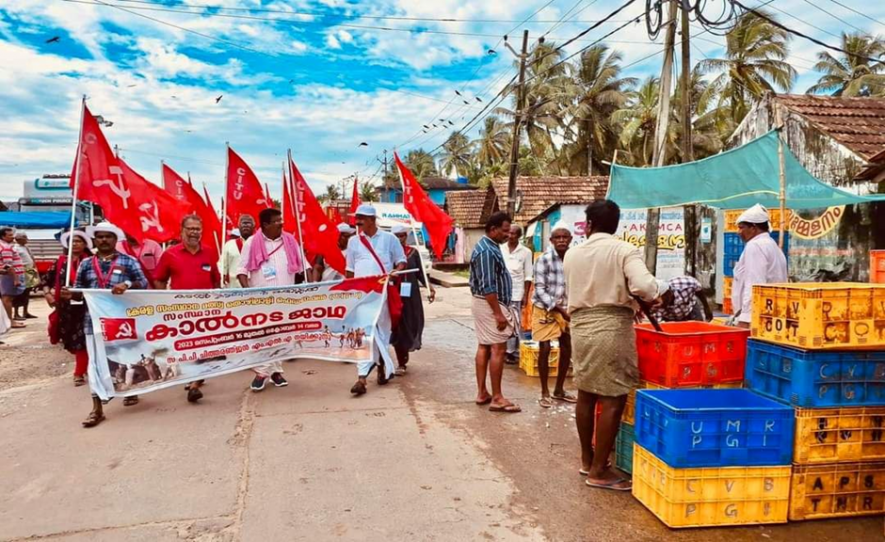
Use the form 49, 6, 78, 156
251, 376, 268, 392
270, 373, 288, 387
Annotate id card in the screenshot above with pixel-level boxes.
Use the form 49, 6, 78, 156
400, 282, 412, 298
261, 264, 277, 280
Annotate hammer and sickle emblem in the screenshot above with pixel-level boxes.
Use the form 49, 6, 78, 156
93, 166, 131, 209
139, 201, 163, 233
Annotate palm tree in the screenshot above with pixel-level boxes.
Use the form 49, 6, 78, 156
611, 76, 661, 166
475, 116, 511, 168
324, 184, 341, 202
404, 149, 438, 180
671, 66, 732, 162
562, 44, 636, 174
807, 32, 885, 97
699, 11, 796, 124
437, 132, 473, 178
359, 182, 377, 202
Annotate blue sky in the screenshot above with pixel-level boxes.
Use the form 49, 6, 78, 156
1, 0, 883, 203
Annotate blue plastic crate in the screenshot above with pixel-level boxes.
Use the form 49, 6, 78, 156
634, 389, 794, 468
744, 339, 885, 408
615, 422, 635, 475
722, 233, 789, 278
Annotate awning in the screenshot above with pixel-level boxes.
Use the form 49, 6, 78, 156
0, 211, 72, 228
607, 131, 885, 210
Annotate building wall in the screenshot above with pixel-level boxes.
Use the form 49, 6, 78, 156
460, 227, 486, 263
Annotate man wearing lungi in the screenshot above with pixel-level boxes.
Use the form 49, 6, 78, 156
469, 212, 520, 413
563, 200, 666, 491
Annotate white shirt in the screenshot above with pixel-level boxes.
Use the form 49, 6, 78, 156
220, 238, 244, 288
14, 244, 34, 269
732, 233, 788, 323
236, 235, 310, 288
500, 242, 533, 303
345, 230, 406, 278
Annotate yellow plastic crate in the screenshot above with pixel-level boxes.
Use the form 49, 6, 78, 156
723, 277, 733, 300
794, 407, 885, 465
518, 341, 571, 377
789, 461, 885, 520
751, 283, 885, 350
623, 381, 742, 425
632, 444, 790, 528
724, 209, 791, 233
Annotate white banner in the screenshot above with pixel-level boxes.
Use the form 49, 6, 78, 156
82, 276, 389, 400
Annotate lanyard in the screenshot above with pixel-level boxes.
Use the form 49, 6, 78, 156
92, 256, 119, 289
266, 240, 284, 259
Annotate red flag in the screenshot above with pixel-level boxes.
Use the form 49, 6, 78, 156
282, 167, 297, 236
162, 164, 220, 257
70, 104, 143, 239
117, 158, 192, 244
394, 152, 453, 260
226, 146, 271, 226
289, 157, 346, 274
203, 185, 225, 245
348, 178, 361, 226
328, 207, 344, 225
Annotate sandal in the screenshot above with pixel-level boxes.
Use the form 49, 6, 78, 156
73, 375, 86, 387
395, 366, 407, 377
475, 396, 492, 406
489, 403, 522, 413
585, 477, 632, 491
82, 412, 105, 428
553, 392, 578, 403
123, 396, 139, 407
538, 397, 554, 409
350, 381, 367, 396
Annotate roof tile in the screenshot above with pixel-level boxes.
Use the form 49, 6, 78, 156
777, 94, 885, 160
490, 176, 609, 224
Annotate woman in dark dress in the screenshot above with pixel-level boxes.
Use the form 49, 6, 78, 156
42, 230, 92, 386
390, 225, 435, 376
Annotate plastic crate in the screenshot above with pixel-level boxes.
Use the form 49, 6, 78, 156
873, 250, 885, 284
789, 461, 885, 520
636, 322, 750, 387
632, 444, 790, 528
615, 422, 635, 475
751, 282, 885, 350
722, 298, 733, 316
723, 277, 733, 301
724, 209, 791, 234
518, 341, 571, 377
744, 339, 885, 407
722, 232, 789, 278
623, 381, 743, 425
634, 389, 794, 468
792, 407, 885, 465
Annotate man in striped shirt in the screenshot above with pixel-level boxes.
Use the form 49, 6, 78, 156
470, 212, 520, 413
0, 227, 25, 329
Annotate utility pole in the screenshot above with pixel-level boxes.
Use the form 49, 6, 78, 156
505, 30, 530, 216
377, 150, 389, 201
644, 0, 678, 274
679, 2, 697, 276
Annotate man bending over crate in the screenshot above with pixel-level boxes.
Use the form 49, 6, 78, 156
531, 222, 576, 408
563, 200, 667, 492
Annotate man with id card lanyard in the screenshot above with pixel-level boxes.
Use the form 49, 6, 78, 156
345, 204, 406, 396
237, 208, 310, 392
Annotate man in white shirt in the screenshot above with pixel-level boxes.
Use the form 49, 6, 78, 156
732, 204, 788, 328
500, 224, 533, 363
237, 208, 310, 392
345, 204, 406, 396
221, 215, 255, 287
313, 223, 355, 282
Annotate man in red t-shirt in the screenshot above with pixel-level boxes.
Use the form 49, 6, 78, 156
154, 215, 221, 403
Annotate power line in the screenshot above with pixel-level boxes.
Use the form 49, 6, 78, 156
800, 0, 864, 34
822, 0, 885, 28
756, 1, 841, 40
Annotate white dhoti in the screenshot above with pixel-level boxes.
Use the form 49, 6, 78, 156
357, 303, 395, 378
253, 361, 284, 378
86, 333, 119, 402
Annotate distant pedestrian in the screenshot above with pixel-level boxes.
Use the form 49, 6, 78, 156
501, 224, 533, 364
470, 212, 520, 413
390, 223, 435, 376
563, 200, 665, 491
117, 234, 163, 283
42, 229, 92, 386
221, 215, 256, 288
732, 204, 788, 328
12, 232, 38, 320
0, 227, 25, 329
63, 222, 149, 428
649, 276, 711, 322
531, 222, 576, 408
314, 223, 355, 282
153, 215, 221, 403
344, 204, 406, 395
237, 208, 308, 392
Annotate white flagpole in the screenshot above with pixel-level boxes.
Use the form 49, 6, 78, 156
280, 161, 286, 226
221, 142, 229, 252
287, 149, 309, 283
65, 95, 86, 287
396, 153, 432, 298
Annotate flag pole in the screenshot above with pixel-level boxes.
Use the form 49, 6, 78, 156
66, 95, 87, 287
280, 162, 286, 221
221, 142, 229, 253
287, 149, 309, 283
396, 153, 433, 299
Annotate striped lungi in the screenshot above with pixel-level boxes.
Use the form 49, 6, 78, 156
570, 305, 639, 397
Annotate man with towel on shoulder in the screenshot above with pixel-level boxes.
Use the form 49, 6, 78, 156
563, 200, 667, 492
732, 204, 788, 328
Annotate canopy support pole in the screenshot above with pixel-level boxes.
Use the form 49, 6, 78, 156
775, 106, 786, 249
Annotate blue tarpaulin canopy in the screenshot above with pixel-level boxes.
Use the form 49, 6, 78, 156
0, 211, 72, 228
607, 131, 885, 210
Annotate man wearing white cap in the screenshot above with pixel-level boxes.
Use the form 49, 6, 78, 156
60, 222, 149, 428
220, 215, 255, 288
345, 204, 406, 395
732, 204, 788, 328
313, 222, 355, 282
531, 222, 576, 408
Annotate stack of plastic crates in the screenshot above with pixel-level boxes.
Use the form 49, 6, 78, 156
632, 389, 795, 528
615, 323, 750, 476
723, 277, 734, 315
745, 282, 885, 521
518, 340, 572, 377
872, 250, 885, 284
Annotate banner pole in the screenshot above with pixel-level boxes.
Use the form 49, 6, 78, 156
288, 149, 310, 283
222, 142, 229, 252
66, 95, 86, 287
396, 154, 432, 299
775, 105, 787, 249
280, 161, 286, 225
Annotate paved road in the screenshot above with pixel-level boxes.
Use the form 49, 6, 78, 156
0, 289, 879, 541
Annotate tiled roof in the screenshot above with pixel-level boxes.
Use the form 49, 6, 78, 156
445, 189, 495, 229
776, 94, 885, 160
490, 176, 609, 224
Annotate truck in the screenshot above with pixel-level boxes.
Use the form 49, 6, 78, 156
371, 202, 433, 276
